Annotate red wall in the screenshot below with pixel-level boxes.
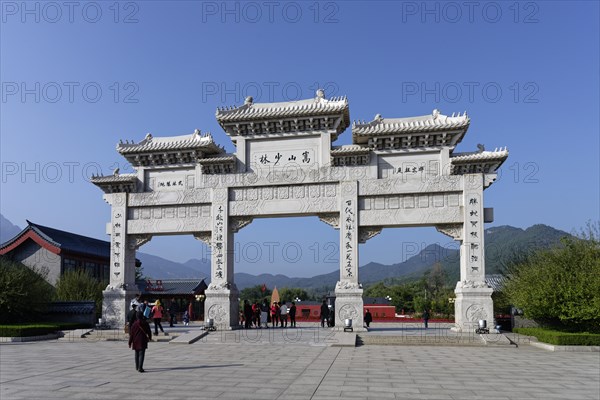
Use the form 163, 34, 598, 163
294, 304, 397, 321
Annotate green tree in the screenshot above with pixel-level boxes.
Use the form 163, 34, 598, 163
278, 287, 308, 303
55, 269, 105, 316
0, 257, 55, 323
239, 285, 271, 304
503, 222, 600, 332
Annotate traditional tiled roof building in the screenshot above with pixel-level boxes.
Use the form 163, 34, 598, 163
0, 221, 139, 285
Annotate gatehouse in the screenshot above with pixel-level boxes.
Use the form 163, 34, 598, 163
91, 89, 508, 332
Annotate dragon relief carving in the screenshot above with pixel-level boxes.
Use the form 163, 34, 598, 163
358, 227, 382, 243
318, 213, 339, 229
435, 224, 463, 241
229, 217, 253, 233
193, 232, 212, 245
128, 234, 152, 250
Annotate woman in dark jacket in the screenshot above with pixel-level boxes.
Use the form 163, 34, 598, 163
128, 312, 152, 372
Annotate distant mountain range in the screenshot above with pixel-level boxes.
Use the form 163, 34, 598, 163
124, 224, 574, 290
1, 213, 571, 290
0, 214, 22, 244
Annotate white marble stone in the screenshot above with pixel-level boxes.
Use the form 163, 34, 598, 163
92, 93, 508, 330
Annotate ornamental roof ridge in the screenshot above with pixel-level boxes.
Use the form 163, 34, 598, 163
215, 89, 349, 123
90, 173, 138, 183
197, 154, 237, 163
116, 129, 223, 154
330, 144, 371, 154
352, 109, 470, 136
451, 147, 509, 162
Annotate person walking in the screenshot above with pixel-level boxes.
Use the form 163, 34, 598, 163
320, 300, 329, 328
289, 302, 297, 328
151, 300, 165, 336
260, 299, 269, 328
168, 298, 178, 327
279, 301, 288, 328
423, 309, 430, 329
126, 303, 138, 334
243, 300, 253, 329
364, 309, 373, 328
271, 302, 280, 328
128, 311, 152, 372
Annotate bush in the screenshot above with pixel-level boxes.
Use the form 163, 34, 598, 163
0, 257, 55, 323
0, 324, 60, 337
503, 223, 600, 332
0, 322, 91, 337
55, 270, 105, 316
514, 327, 600, 346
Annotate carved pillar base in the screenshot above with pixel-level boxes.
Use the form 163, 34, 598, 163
204, 284, 240, 330
334, 282, 365, 332
452, 282, 496, 333
102, 287, 139, 328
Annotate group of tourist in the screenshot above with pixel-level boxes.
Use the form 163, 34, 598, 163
241, 299, 298, 329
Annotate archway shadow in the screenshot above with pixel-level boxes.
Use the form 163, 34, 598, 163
147, 364, 243, 372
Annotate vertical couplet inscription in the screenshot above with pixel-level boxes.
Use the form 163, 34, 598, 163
466, 194, 482, 276
214, 206, 225, 280
112, 211, 123, 280
343, 199, 354, 278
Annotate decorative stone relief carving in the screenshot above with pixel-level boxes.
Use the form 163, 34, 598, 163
341, 181, 358, 196
114, 193, 126, 206
460, 280, 490, 289
335, 281, 361, 290
213, 187, 229, 202
207, 281, 231, 291
193, 232, 212, 245
207, 304, 227, 324
318, 213, 339, 229
465, 303, 488, 322
338, 304, 359, 320
230, 216, 253, 233
435, 224, 463, 241
358, 227, 382, 243
128, 234, 152, 250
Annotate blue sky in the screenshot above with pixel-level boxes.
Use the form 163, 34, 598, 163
1, 1, 598, 277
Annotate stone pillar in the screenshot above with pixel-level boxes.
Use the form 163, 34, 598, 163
454, 173, 494, 332
204, 187, 239, 330
335, 181, 364, 331
102, 193, 138, 328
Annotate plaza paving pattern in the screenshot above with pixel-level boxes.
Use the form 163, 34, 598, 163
1, 323, 598, 400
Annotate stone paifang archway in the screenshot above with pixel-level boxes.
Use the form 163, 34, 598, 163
92, 90, 508, 332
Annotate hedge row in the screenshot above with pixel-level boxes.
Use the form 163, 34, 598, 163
514, 327, 600, 346
0, 322, 92, 337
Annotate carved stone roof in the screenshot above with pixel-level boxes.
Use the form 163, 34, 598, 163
216, 90, 350, 137
352, 110, 470, 149
450, 147, 509, 174
330, 145, 371, 155
353, 110, 469, 136
91, 173, 138, 193
90, 173, 138, 184
450, 148, 509, 163
117, 130, 223, 155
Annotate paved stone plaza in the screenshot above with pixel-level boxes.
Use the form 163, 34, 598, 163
1, 324, 598, 399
